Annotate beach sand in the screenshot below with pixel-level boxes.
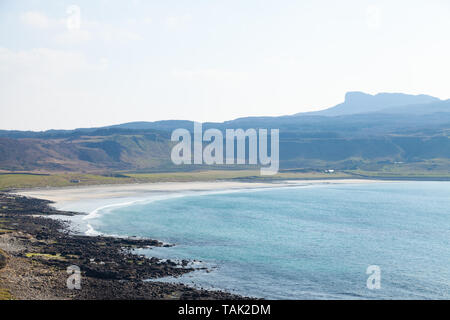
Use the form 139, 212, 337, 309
2, 178, 389, 300
16, 179, 383, 208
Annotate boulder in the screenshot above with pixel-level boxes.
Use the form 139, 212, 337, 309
0, 250, 6, 269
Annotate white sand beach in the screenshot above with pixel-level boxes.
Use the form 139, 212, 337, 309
16, 179, 383, 211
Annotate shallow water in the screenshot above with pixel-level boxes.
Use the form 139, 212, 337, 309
78, 182, 450, 299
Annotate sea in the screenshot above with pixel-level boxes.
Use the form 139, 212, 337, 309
58, 181, 450, 299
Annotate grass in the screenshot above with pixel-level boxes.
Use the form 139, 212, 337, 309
25, 253, 66, 261
0, 166, 449, 191
0, 170, 352, 190
121, 170, 352, 182
348, 164, 450, 179
351, 170, 450, 178
347, 159, 450, 179
0, 173, 134, 190
0, 289, 13, 300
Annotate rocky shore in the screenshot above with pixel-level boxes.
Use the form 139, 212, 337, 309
0, 192, 245, 300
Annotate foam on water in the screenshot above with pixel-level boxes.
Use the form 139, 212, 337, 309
69, 182, 450, 299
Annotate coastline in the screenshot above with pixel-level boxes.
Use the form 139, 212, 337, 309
0, 191, 250, 300
15, 179, 387, 235
1, 179, 387, 300
16, 179, 384, 209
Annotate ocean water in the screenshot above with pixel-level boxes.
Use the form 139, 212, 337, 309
80, 182, 450, 299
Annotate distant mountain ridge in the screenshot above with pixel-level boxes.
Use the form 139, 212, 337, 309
0, 91, 449, 173
299, 91, 442, 116
95, 91, 450, 131
1, 91, 447, 136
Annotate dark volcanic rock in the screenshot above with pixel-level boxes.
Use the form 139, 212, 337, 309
0, 192, 247, 300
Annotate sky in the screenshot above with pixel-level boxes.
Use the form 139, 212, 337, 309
1, 0, 450, 131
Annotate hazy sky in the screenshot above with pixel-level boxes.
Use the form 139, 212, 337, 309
1, 0, 450, 131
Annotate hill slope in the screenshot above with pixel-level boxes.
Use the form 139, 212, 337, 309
0, 92, 449, 173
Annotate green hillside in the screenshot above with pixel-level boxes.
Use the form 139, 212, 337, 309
0, 92, 449, 178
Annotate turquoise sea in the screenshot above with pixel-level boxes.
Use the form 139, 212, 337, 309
77, 182, 450, 299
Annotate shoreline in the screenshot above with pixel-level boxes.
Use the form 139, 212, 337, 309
1, 179, 397, 300
15, 179, 385, 209
0, 192, 247, 300
1, 179, 384, 300
2, 179, 447, 299
15, 179, 388, 235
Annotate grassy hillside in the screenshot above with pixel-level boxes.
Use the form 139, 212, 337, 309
1, 126, 450, 173
0, 170, 354, 190
0, 97, 449, 176
1, 167, 450, 191
0, 131, 172, 172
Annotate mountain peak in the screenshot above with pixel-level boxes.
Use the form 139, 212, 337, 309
309, 91, 441, 116
344, 91, 372, 104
